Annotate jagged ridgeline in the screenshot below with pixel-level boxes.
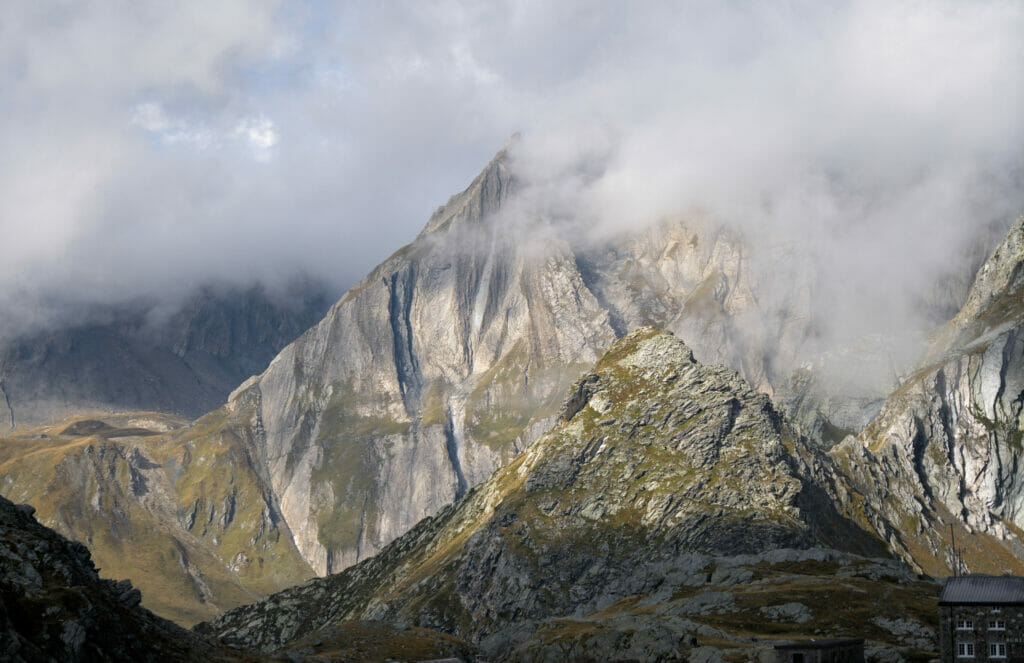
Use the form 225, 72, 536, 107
198, 329, 937, 661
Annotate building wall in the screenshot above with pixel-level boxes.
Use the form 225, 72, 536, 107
939, 605, 1024, 663
775, 642, 865, 663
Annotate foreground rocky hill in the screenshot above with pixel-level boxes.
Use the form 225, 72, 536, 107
0, 279, 332, 427
199, 329, 943, 662
830, 214, 1024, 576
0, 492, 480, 662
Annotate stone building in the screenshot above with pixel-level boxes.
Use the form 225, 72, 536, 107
940, 576, 1024, 663
774, 638, 865, 663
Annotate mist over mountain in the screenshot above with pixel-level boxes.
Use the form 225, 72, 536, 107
2, 2, 1020, 346
0, 278, 333, 427
2, 3, 1024, 661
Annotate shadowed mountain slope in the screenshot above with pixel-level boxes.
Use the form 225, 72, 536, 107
0, 279, 332, 428
0, 493, 239, 662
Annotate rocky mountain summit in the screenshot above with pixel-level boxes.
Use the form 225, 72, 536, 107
199, 329, 940, 662
0, 279, 331, 427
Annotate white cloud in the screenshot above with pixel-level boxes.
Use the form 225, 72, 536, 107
131, 102, 173, 133
0, 0, 1020, 345
235, 116, 279, 160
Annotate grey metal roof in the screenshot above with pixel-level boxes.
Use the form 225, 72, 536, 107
940, 576, 1024, 605
774, 639, 864, 650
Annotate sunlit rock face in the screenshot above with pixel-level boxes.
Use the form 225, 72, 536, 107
224, 143, 618, 575
832, 215, 1024, 576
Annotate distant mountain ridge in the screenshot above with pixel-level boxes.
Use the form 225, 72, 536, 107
0, 279, 333, 427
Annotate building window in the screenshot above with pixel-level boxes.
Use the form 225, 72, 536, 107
957, 619, 974, 630
957, 642, 975, 658
990, 643, 1006, 659
990, 619, 1006, 630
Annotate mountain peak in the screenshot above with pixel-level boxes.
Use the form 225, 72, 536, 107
418, 136, 519, 237
935, 213, 1024, 356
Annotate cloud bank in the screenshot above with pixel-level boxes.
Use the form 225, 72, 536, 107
0, 1, 1021, 341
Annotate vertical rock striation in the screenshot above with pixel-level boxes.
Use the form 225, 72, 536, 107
832, 215, 1024, 575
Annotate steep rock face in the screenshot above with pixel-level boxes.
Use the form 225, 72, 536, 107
832, 215, 1024, 575
196, 149, 868, 578
200, 329, 891, 659
0, 494, 234, 662
218, 144, 619, 575
0, 279, 332, 427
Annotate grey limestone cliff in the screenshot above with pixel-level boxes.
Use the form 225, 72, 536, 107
222, 144, 618, 574
831, 215, 1024, 575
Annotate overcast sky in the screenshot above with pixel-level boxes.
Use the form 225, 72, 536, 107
1, 1, 1021, 337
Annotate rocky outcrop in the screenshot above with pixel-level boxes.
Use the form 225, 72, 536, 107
0, 491, 479, 662
0, 279, 332, 426
831, 215, 1024, 575
0, 493, 232, 662
199, 329, 908, 661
